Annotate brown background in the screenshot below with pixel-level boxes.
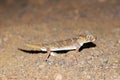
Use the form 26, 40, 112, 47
0, 0, 120, 80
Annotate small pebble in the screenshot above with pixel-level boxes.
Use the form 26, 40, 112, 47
118, 40, 120, 44
39, 64, 45, 69
58, 59, 65, 65
3, 37, 8, 42
52, 28, 57, 31
0, 45, 5, 52
46, 59, 55, 65
54, 73, 62, 80
50, 52, 58, 56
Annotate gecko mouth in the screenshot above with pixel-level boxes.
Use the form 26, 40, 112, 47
93, 36, 97, 41
91, 36, 97, 42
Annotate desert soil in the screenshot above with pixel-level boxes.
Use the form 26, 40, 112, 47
0, 0, 120, 80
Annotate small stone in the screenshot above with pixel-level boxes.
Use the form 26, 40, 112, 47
50, 52, 58, 56
0, 45, 5, 52
39, 64, 45, 68
54, 73, 62, 80
3, 37, 8, 42
52, 28, 57, 31
118, 40, 120, 44
58, 59, 65, 65
46, 59, 55, 65
0, 74, 7, 80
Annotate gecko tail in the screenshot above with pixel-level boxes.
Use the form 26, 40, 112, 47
18, 48, 42, 54
25, 43, 41, 49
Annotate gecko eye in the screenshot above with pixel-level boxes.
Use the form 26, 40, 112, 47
86, 34, 96, 42
86, 35, 90, 40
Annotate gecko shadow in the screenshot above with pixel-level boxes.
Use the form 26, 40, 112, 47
79, 42, 96, 51
18, 42, 96, 54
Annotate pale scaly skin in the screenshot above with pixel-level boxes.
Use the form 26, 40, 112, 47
25, 33, 96, 61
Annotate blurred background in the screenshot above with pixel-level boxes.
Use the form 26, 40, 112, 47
0, 0, 120, 80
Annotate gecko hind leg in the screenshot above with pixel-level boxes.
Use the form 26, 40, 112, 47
75, 47, 79, 62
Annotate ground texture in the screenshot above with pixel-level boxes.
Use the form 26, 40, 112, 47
0, 0, 120, 80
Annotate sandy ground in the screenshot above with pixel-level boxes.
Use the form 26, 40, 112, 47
0, 0, 120, 80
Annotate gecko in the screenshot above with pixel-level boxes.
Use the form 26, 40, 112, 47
25, 33, 96, 61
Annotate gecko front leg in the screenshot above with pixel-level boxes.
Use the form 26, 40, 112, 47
45, 48, 51, 61
75, 47, 79, 62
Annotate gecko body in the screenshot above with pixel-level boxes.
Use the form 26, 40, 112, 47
26, 33, 96, 61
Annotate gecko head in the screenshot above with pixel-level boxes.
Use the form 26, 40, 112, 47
85, 33, 96, 42
77, 32, 96, 44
